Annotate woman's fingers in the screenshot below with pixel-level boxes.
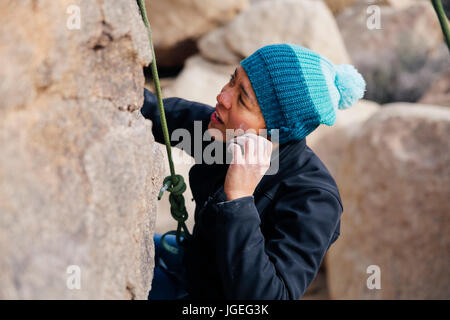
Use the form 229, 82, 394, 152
246, 136, 257, 164
230, 133, 272, 167
228, 142, 244, 164
256, 135, 272, 174
232, 133, 255, 164
258, 134, 269, 164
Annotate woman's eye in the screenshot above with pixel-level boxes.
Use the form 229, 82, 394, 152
239, 95, 245, 106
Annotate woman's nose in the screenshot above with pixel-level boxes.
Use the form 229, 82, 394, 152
217, 90, 232, 109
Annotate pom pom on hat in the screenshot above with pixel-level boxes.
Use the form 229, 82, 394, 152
334, 64, 366, 110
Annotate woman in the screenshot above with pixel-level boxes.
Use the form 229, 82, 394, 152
141, 43, 366, 300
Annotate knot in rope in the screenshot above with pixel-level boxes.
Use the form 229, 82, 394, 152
161, 175, 186, 196
138, 0, 192, 255
158, 175, 191, 254
159, 175, 189, 223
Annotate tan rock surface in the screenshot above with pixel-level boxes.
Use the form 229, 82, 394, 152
198, 27, 244, 65
307, 100, 380, 177
0, 0, 163, 299
337, 1, 448, 103
164, 55, 236, 106
323, 0, 358, 15
145, 0, 249, 66
224, 0, 351, 65
419, 71, 450, 107
326, 103, 450, 299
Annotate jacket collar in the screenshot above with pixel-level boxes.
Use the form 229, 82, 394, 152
253, 138, 307, 196
271, 138, 306, 170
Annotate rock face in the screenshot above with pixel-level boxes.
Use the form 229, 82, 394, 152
0, 0, 163, 299
198, 27, 243, 65
419, 71, 450, 107
145, 0, 249, 67
200, 0, 351, 65
337, 1, 448, 104
306, 100, 380, 177
363, 0, 426, 9
254, 0, 424, 15
164, 55, 236, 106
146, 0, 249, 49
323, 0, 358, 15
326, 104, 450, 299
322, 0, 419, 16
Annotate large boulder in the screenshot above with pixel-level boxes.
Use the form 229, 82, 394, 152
323, 0, 358, 15
0, 0, 164, 299
419, 71, 450, 107
365, 0, 427, 9
198, 27, 244, 65
200, 0, 351, 65
337, 1, 448, 104
326, 103, 450, 299
306, 100, 380, 177
252, 0, 424, 14
145, 0, 249, 67
164, 55, 236, 106
253, 0, 424, 13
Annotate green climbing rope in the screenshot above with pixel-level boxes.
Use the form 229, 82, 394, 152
137, 0, 191, 254
136, 0, 450, 256
431, 0, 450, 52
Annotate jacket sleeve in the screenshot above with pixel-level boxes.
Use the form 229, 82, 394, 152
206, 185, 342, 300
140, 88, 215, 159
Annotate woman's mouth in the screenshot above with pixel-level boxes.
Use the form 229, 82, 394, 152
211, 111, 224, 125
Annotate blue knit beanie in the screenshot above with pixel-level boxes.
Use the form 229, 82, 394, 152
240, 43, 366, 144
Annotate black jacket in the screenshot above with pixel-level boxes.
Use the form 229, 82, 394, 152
141, 89, 343, 300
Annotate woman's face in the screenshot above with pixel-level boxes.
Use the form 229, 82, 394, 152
208, 65, 267, 142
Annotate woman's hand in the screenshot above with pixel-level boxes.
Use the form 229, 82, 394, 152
224, 133, 273, 201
